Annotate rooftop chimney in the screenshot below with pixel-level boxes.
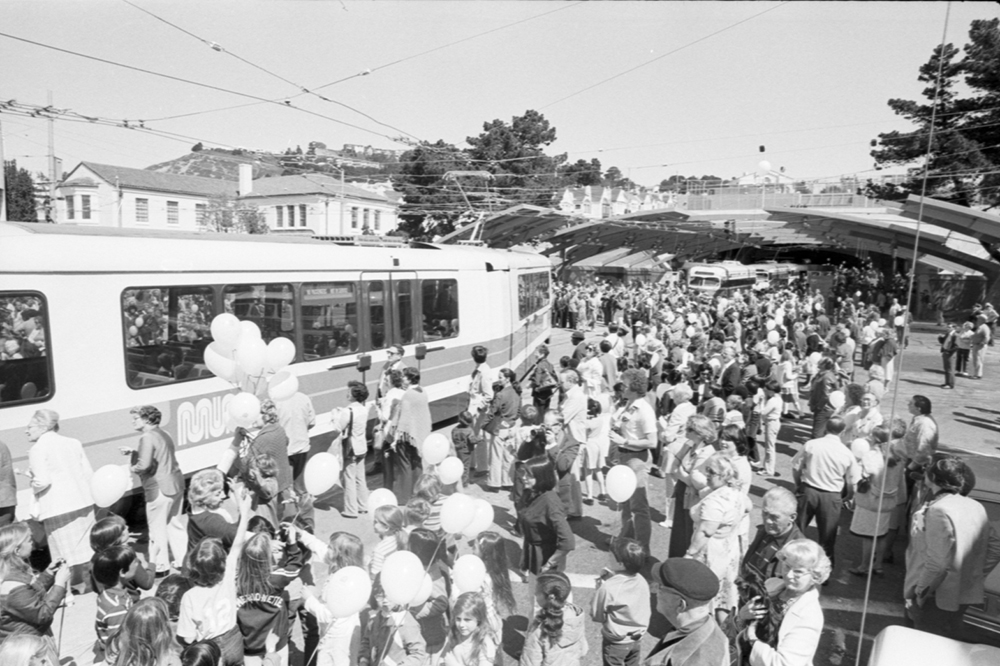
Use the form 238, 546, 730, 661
238, 163, 253, 196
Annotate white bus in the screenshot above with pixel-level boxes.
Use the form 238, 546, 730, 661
685, 261, 757, 295
0, 223, 551, 517
748, 262, 799, 290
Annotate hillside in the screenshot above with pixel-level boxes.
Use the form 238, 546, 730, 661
145, 149, 284, 181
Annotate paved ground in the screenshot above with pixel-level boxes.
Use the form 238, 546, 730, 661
55, 322, 1000, 665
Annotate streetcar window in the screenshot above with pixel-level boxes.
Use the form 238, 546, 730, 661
689, 277, 721, 288
518, 272, 550, 319
421, 279, 459, 341
397, 281, 414, 345
301, 282, 359, 359
223, 284, 295, 345
0, 292, 53, 406
122, 287, 214, 389
368, 282, 386, 349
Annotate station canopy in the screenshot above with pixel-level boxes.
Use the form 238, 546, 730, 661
438, 195, 1000, 279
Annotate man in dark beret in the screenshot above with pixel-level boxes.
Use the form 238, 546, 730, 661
644, 558, 729, 666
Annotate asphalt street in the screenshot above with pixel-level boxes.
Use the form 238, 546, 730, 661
53, 322, 1000, 666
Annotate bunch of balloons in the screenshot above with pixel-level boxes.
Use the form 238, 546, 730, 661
204, 313, 299, 428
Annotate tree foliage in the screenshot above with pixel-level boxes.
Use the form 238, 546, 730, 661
558, 158, 603, 187
3, 160, 37, 222
200, 195, 269, 234
868, 19, 1000, 208
393, 110, 568, 240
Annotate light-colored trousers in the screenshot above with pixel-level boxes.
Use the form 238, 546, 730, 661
761, 419, 780, 475
342, 454, 369, 517
972, 346, 986, 377
487, 427, 515, 488
146, 490, 184, 571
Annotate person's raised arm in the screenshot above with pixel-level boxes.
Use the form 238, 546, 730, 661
226, 486, 254, 570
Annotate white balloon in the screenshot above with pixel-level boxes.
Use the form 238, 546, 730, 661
438, 457, 464, 485
368, 488, 397, 514
422, 433, 450, 466
211, 313, 242, 345
266, 337, 296, 373
268, 371, 299, 401
461, 499, 494, 539
606, 465, 638, 503
409, 573, 434, 607
239, 320, 262, 340
757, 160, 772, 175
452, 554, 487, 594
229, 391, 261, 428
829, 390, 846, 410
851, 438, 871, 459
440, 493, 476, 534
204, 342, 237, 381
134, 316, 144, 328
236, 336, 268, 376
862, 449, 885, 477
765, 320, 776, 331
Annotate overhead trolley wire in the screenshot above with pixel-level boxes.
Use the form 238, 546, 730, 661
540, 2, 790, 110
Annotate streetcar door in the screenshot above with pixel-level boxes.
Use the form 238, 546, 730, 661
360, 274, 392, 351
390, 272, 418, 348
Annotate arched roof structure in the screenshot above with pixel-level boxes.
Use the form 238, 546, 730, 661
437, 197, 1000, 279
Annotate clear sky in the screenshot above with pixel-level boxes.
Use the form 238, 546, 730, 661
2, 1, 998, 189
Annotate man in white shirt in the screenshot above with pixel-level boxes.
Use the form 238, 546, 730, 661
275, 390, 316, 525
791, 416, 858, 567
605, 323, 624, 360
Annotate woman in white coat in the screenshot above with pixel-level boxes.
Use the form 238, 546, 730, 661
25, 409, 96, 578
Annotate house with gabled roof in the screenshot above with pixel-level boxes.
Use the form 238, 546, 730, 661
57, 162, 237, 229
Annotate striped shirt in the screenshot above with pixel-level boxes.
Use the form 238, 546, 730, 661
95, 586, 132, 659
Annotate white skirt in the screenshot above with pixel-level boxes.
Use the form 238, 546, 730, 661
44, 506, 96, 566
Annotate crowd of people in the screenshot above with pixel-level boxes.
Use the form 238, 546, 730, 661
3, 271, 1000, 666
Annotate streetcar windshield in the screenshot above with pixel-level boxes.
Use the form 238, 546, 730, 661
689, 277, 721, 288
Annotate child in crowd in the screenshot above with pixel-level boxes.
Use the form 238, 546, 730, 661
413, 473, 445, 533
405, 497, 432, 533
90, 515, 154, 601
583, 397, 610, 503
177, 487, 252, 666
590, 538, 651, 666
451, 411, 477, 488
299, 531, 366, 666
358, 580, 426, 666
236, 523, 304, 666
186, 468, 240, 557
155, 573, 192, 631
723, 394, 746, 428
520, 571, 588, 666
0, 634, 60, 666
468, 531, 516, 650
368, 505, 407, 579
92, 544, 137, 662
407, 528, 449, 656
180, 640, 223, 666
438, 592, 496, 666
107, 597, 180, 666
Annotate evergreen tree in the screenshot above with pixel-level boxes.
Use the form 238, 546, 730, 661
4, 160, 37, 222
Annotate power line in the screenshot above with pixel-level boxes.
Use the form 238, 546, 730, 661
540, 2, 790, 110
0, 30, 410, 145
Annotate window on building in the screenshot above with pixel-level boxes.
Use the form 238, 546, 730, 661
421, 279, 459, 341
66, 196, 75, 220
299, 204, 308, 227
167, 201, 179, 225
0, 292, 53, 407
195, 203, 207, 227
363, 208, 370, 228
223, 283, 295, 345
136, 198, 149, 224
351, 207, 359, 229
121, 286, 214, 389
368, 282, 386, 349
518, 271, 551, 319
301, 282, 359, 359
81, 195, 91, 220
287, 205, 295, 226
374, 210, 381, 231
276, 206, 284, 227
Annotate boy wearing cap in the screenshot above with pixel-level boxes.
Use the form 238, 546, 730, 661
645, 559, 728, 666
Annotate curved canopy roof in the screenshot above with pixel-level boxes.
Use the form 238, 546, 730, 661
438, 197, 1000, 278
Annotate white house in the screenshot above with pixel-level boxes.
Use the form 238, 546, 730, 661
557, 185, 672, 219
236, 167, 400, 236
57, 162, 237, 229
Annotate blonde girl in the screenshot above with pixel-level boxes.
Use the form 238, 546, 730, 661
368, 505, 407, 578
436, 592, 495, 666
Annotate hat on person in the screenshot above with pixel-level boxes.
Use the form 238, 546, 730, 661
571, 331, 585, 344
652, 559, 719, 602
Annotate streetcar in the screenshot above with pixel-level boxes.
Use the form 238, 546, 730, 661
0, 222, 552, 517
747, 262, 798, 291
685, 261, 757, 295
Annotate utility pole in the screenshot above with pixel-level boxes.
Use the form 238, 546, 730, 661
47, 91, 57, 223
0, 117, 7, 222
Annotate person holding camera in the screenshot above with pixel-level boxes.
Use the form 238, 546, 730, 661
0, 521, 71, 640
